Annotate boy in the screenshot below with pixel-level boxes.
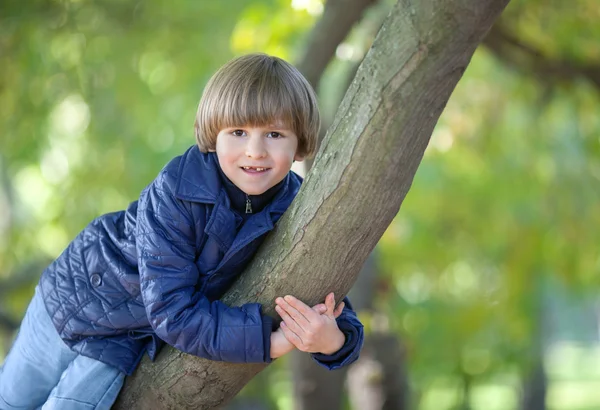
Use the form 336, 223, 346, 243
0, 53, 364, 409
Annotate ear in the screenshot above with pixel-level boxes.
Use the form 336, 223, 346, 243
293, 152, 305, 162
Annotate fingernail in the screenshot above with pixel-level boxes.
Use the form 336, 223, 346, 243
284, 295, 293, 302
281, 322, 286, 327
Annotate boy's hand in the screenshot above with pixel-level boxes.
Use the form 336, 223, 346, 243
275, 292, 346, 355
270, 327, 295, 359
269, 302, 330, 359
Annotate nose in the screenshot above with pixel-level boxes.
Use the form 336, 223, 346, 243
245, 133, 267, 159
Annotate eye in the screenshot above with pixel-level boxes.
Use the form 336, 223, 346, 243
267, 131, 282, 139
232, 129, 245, 137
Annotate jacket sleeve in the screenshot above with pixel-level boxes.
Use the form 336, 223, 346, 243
136, 167, 272, 363
310, 297, 364, 370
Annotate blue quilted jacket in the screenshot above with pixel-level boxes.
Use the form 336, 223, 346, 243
39, 146, 364, 375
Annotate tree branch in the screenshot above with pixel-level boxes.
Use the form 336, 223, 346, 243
483, 24, 600, 90
295, 0, 378, 89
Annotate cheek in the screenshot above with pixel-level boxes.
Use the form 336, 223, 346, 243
273, 143, 298, 161
215, 137, 238, 159
274, 151, 295, 167
215, 135, 228, 150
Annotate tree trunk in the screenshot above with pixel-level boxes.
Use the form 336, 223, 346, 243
520, 358, 547, 410
459, 372, 473, 410
290, 2, 381, 407
344, 252, 410, 410
347, 332, 410, 410
114, 0, 510, 408
520, 275, 548, 410
290, 350, 347, 410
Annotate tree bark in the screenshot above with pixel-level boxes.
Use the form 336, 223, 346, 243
114, 0, 510, 408
290, 2, 382, 407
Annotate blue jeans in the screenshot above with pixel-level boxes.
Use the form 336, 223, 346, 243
0, 287, 125, 410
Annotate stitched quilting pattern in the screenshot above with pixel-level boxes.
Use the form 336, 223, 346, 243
38, 147, 310, 374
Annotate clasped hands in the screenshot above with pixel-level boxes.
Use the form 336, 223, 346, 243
270, 292, 346, 359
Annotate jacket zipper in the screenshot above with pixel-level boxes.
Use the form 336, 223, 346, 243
245, 194, 253, 214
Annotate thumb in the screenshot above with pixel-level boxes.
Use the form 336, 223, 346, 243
334, 301, 345, 318
325, 292, 336, 317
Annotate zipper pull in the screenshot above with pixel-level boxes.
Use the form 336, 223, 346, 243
245, 194, 253, 214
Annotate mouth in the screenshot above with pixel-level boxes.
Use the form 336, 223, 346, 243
240, 166, 271, 173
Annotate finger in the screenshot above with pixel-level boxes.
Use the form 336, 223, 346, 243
276, 297, 310, 330
284, 295, 320, 323
285, 295, 321, 322
275, 305, 305, 336
280, 322, 304, 348
325, 293, 336, 317
334, 301, 345, 318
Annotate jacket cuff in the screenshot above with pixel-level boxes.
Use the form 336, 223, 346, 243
261, 314, 273, 363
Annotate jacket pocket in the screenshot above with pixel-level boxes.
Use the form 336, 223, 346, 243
86, 262, 130, 309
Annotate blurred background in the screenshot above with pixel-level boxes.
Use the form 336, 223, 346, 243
1, 0, 599, 409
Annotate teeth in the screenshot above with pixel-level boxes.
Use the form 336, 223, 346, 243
243, 167, 267, 171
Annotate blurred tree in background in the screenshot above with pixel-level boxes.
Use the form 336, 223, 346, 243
1, 0, 599, 409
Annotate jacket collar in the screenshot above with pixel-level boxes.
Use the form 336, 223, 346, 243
173, 146, 302, 246
174, 146, 302, 208
175, 146, 302, 264
174, 146, 222, 204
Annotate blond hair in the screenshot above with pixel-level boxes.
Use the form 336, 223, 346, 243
194, 53, 320, 158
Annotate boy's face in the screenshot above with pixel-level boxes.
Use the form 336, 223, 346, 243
214, 123, 304, 195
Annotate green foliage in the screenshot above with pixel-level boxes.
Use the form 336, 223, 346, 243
0, 0, 316, 278
374, 0, 600, 405
1, 0, 599, 409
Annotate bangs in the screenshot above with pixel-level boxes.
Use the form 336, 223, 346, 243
215, 73, 298, 131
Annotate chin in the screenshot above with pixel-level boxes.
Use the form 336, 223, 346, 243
245, 188, 268, 196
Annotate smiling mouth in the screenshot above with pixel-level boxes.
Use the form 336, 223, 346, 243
241, 166, 270, 173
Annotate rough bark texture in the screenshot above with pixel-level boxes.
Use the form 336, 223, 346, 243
114, 0, 510, 408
